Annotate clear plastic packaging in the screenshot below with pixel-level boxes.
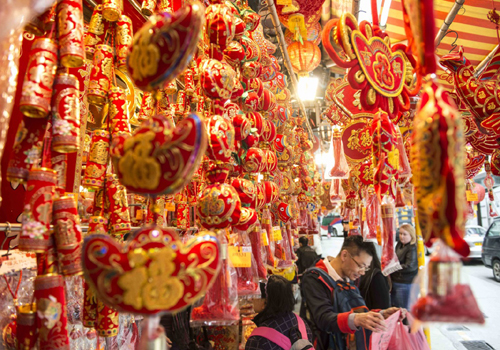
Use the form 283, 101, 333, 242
396, 126, 412, 178
232, 229, 261, 298
328, 130, 350, 179
412, 240, 485, 324
248, 224, 267, 280
380, 196, 402, 276
191, 232, 240, 326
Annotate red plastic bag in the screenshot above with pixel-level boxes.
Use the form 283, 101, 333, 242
380, 197, 401, 276
262, 208, 276, 267
412, 240, 485, 324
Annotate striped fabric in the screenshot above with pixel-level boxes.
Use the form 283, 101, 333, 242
383, 0, 500, 90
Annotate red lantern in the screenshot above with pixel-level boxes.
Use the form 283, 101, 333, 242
201, 59, 237, 100
246, 112, 263, 135
261, 120, 277, 144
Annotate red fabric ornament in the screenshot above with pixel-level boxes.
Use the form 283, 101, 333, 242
206, 115, 236, 163
232, 178, 257, 208
127, 2, 204, 91
82, 227, 222, 314
201, 59, 237, 100
198, 184, 242, 229
111, 113, 207, 196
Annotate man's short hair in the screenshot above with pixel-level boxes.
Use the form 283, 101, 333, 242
340, 235, 375, 257
299, 236, 308, 246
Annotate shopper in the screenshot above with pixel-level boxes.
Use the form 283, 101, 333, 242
390, 224, 418, 309
160, 306, 192, 350
300, 236, 405, 350
342, 218, 349, 239
246, 275, 314, 350
296, 236, 320, 275
357, 242, 391, 310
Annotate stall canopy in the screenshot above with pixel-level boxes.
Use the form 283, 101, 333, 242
384, 0, 500, 90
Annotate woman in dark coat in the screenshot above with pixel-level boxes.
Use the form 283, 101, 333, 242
357, 242, 391, 310
390, 224, 418, 309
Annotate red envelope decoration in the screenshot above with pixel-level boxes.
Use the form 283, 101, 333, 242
82, 227, 222, 314
111, 113, 207, 195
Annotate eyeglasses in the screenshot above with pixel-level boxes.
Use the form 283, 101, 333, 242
347, 252, 370, 272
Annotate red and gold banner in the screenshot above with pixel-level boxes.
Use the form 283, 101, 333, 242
115, 15, 133, 68
106, 174, 131, 236
20, 38, 58, 118
57, 0, 85, 68
53, 196, 83, 276
82, 130, 110, 189
51, 73, 80, 153
88, 44, 113, 106
6, 118, 47, 183
35, 274, 70, 350
19, 168, 57, 252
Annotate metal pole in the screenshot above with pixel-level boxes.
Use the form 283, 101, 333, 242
434, 0, 466, 48
266, 0, 315, 140
474, 44, 499, 79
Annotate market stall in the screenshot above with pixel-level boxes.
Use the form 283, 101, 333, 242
0, 0, 494, 348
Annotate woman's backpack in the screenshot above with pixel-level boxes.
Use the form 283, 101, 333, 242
248, 314, 314, 350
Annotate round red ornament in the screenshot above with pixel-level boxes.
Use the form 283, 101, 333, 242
206, 115, 236, 163
231, 177, 257, 207
234, 207, 259, 231
242, 147, 265, 173
198, 183, 242, 229
246, 111, 263, 134
242, 61, 263, 79
201, 59, 237, 100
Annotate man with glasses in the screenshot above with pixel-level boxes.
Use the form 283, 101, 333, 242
299, 236, 404, 350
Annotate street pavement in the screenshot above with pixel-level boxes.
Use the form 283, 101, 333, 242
318, 235, 500, 350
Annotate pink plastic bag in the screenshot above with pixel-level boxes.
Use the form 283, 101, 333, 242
371, 311, 430, 350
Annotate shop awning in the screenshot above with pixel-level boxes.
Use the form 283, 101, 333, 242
384, 0, 499, 91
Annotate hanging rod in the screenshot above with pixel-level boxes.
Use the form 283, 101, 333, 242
0, 223, 197, 233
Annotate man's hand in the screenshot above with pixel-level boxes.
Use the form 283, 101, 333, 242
354, 312, 387, 332
382, 307, 407, 321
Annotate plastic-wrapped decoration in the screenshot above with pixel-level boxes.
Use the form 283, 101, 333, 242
191, 232, 240, 326
380, 197, 401, 276
328, 129, 349, 179
412, 240, 484, 324
231, 229, 261, 298
364, 188, 381, 242
248, 224, 267, 280
261, 208, 276, 267
396, 126, 411, 178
